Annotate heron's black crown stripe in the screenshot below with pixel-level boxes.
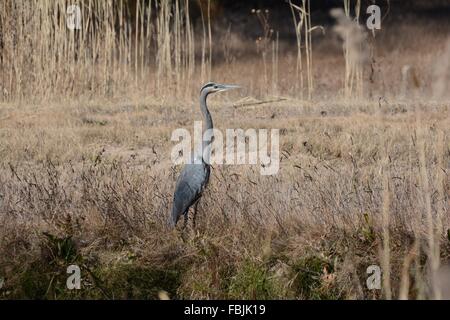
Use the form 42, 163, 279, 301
200, 82, 216, 92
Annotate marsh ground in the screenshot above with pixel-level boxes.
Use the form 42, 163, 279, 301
0, 1, 449, 299
0, 95, 448, 299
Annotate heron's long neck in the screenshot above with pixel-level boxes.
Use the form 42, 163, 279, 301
200, 91, 213, 164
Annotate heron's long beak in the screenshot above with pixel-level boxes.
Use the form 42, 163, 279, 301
218, 84, 241, 92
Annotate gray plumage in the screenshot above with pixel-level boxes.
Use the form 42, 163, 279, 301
170, 82, 240, 227
171, 161, 210, 226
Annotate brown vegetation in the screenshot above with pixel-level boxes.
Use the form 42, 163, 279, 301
0, 1, 449, 299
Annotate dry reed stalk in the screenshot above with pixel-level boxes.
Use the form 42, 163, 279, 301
289, 0, 304, 99
174, 0, 182, 95
199, 0, 212, 85
271, 32, 279, 95
156, 0, 171, 92
433, 129, 445, 300
377, 99, 392, 299
185, 0, 195, 99
305, 0, 313, 99
416, 115, 439, 299
134, 0, 140, 87
207, 0, 212, 81
289, 0, 315, 99
380, 145, 392, 300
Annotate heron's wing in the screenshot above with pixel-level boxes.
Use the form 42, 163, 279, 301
171, 163, 209, 225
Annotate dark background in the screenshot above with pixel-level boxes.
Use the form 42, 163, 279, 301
186, 0, 450, 38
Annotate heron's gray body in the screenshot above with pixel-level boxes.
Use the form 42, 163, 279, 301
171, 161, 210, 225
170, 82, 239, 227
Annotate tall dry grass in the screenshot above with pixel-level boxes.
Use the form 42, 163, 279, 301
289, 0, 321, 99
0, 97, 448, 299
0, 1, 448, 103
0, 0, 449, 300
0, 0, 207, 102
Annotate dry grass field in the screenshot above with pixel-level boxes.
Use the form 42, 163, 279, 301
0, 0, 449, 299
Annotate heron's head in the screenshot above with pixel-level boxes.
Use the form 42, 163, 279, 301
200, 82, 240, 96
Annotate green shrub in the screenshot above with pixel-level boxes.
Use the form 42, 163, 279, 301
228, 260, 279, 299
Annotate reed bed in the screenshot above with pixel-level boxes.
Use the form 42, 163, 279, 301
0, 0, 449, 300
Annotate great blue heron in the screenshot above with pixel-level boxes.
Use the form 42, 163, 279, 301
171, 82, 240, 227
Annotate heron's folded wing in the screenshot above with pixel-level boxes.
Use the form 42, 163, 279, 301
172, 164, 206, 223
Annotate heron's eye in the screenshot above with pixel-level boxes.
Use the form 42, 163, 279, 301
214, 85, 218, 89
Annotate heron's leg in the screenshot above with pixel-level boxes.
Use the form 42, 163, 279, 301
193, 201, 199, 229
182, 212, 189, 230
